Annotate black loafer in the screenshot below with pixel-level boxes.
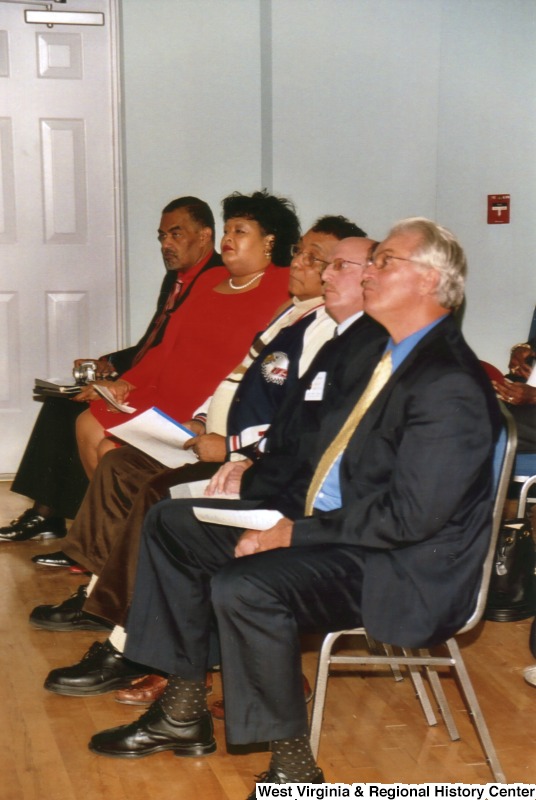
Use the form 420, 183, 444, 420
44, 639, 146, 696
89, 704, 216, 759
30, 584, 111, 632
31, 550, 78, 568
247, 766, 325, 799
0, 509, 66, 542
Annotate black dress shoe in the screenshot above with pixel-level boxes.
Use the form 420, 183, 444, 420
0, 509, 66, 542
31, 550, 78, 568
89, 704, 216, 759
30, 584, 111, 632
44, 639, 146, 696
247, 766, 325, 799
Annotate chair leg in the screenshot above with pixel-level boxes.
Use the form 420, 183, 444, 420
382, 643, 404, 682
401, 648, 437, 727
446, 638, 506, 782
418, 649, 460, 741
310, 631, 340, 758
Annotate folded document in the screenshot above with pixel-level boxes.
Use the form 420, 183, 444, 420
106, 407, 197, 468
34, 378, 81, 397
192, 506, 283, 529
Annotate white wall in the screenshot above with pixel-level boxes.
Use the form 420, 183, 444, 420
121, 0, 536, 368
121, 0, 263, 339
435, 0, 536, 364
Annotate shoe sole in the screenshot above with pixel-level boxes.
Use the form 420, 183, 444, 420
114, 697, 154, 706
88, 740, 217, 759
29, 619, 111, 632
38, 531, 67, 540
44, 675, 146, 696
0, 532, 66, 543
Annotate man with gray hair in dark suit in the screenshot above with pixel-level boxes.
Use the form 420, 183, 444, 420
82, 219, 501, 797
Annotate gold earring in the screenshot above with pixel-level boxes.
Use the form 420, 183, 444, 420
264, 240, 274, 259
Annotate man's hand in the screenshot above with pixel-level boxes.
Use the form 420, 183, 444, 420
184, 433, 226, 462
492, 378, 536, 406
234, 516, 293, 558
204, 460, 252, 496
508, 344, 535, 380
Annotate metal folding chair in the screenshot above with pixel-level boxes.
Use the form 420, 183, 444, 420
309, 405, 517, 782
512, 469, 536, 518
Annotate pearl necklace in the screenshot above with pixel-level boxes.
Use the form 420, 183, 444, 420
228, 271, 265, 290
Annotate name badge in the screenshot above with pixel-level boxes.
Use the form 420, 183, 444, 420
305, 371, 326, 401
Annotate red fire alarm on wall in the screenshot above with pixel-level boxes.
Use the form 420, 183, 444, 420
487, 194, 510, 224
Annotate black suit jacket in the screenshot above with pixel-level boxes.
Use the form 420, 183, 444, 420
242, 313, 389, 513
246, 314, 502, 648
103, 250, 221, 374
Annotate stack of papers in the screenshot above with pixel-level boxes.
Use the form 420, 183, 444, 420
34, 378, 81, 397
106, 407, 197, 468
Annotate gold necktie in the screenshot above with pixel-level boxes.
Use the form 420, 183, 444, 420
304, 350, 393, 515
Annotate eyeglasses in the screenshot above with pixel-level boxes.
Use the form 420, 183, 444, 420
290, 245, 330, 269
366, 254, 430, 270
325, 258, 367, 272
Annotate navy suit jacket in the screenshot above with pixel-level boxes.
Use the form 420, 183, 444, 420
242, 313, 389, 514
245, 314, 502, 648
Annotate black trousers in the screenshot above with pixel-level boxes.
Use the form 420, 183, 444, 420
123, 497, 366, 746
11, 397, 89, 519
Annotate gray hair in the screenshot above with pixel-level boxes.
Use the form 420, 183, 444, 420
388, 217, 467, 310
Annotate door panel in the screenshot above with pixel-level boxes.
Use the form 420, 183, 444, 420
0, 0, 123, 475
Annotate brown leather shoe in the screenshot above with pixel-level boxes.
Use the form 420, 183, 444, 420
115, 674, 168, 706
211, 698, 225, 720
115, 672, 214, 706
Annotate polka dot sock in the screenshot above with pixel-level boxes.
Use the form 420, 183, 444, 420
159, 675, 208, 722
270, 734, 320, 781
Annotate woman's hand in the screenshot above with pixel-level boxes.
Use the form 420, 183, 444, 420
508, 344, 535, 380
103, 379, 135, 404
492, 378, 536, 406
204, 459, 253, 496
182, 420, 206, 436
234, 516, 293, 558
73, 378, 135, 405
72, 383, 103, 402
184, 433, 227, 462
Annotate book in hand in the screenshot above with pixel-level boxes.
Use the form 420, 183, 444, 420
34, 378, 82, 397
93, 383, 136, 413
106, 406, 198, 468
192, 506, 283, 529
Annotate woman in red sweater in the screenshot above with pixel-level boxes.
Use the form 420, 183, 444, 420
75, 190, 300, 477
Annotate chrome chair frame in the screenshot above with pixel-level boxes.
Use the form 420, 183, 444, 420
513, 473, 536, 518
309, 405, 517, 783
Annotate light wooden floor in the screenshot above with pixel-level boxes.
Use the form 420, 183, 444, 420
1, 482, 536, 800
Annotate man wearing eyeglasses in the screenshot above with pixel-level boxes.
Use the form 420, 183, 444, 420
37, 221, 386, 698
70, 218, 500, 796
1, 197, 220, 543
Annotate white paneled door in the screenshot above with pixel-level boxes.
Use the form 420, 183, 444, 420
0, 0, 123, 475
